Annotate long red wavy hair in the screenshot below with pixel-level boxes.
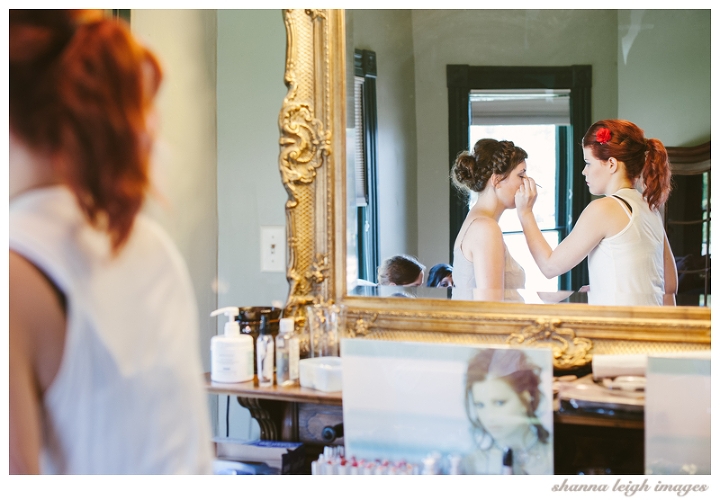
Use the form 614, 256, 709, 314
9, 10, 163, 252
582, 119, 671, 210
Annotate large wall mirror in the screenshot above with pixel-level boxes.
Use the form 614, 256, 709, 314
279, 10, 710, 369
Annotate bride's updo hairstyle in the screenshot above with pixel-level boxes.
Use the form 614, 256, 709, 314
452, 138, 528, 195
582, 119, 671, 210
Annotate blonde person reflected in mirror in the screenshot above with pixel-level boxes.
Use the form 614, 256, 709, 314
516, 120, 678, 306
463, 349, 551, 475
9, 10, 212, 473
451, 139, 527, 302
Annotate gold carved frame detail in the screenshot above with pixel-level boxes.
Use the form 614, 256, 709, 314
279, 9, 340, 312
507, 319, 593, 370
278, 9, 710, 369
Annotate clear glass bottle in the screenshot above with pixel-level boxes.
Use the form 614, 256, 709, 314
307, 304, 344, 358
276, 317, 299, 386
256, 315, 274, 387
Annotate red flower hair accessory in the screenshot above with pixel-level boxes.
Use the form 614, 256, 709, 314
596, 127, 611, 145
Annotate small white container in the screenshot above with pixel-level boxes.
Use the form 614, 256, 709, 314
299, 357, 342, 392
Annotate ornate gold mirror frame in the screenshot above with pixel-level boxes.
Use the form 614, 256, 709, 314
278, 9, 710, 370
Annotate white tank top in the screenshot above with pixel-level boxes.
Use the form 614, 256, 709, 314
10, 186, 213, 474
587, 188, 665, 306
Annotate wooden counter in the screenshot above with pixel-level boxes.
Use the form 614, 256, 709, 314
206, 374, 343, 446
554, 411, 643, 430
205, 373, 341, 405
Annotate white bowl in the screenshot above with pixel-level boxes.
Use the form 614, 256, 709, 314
299, 356, 342, 392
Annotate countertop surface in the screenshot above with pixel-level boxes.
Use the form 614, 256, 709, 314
204, 373, 342, 405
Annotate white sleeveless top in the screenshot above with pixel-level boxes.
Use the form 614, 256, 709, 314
10, 186, 213, 474
451, 218, 526, 301
587, 188, 665, 306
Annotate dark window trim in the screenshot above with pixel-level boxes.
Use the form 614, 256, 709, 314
555, 125, 571, 290
354, 49, 379, 281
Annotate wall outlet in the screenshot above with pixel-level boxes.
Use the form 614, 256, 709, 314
260, 226, 286, 272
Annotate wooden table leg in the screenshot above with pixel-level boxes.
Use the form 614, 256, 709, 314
237, 397, 298, 442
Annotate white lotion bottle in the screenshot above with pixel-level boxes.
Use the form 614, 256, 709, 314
210, 307, 254, 383
256, 314, 274, 387
276, 317, 300, 386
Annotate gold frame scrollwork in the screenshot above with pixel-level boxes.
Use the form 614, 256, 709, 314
507, 319, 593, 370
279, 9, 343, 313
278, 9, 710, 369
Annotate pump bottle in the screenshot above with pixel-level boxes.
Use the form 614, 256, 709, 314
276, 317, 300, 386
256, 315, 274, 387
210, 307, 254, 383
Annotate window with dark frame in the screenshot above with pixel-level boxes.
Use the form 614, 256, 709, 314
447, 65, 592, 292
469, 89, 571, 292
353, 49, 379, 283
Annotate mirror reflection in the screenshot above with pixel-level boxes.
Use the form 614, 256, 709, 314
353, 285, 697, 308
344, 9, 710, 307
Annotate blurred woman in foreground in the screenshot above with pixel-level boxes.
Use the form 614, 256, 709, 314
9, 10, 212, 474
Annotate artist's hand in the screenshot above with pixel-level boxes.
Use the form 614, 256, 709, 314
515, 177, 538, 218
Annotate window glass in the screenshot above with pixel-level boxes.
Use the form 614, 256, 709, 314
470, 124, 561, 291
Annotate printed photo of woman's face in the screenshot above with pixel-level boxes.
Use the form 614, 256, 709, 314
471, 378, 530, 442
341, 341, 553, 474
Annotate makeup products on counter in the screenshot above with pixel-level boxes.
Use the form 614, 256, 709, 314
256, 315, 274, 387
299, 356, 342, 392
310, 446, 420, 475
276, 317, 300, 387
311, 447, 499, 474
421, 452, 442, 475
210, 307, 254, 383
448, 454, 463, 475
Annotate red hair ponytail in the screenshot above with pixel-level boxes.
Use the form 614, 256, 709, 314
10, 10, 163, 252
582, 119, 671, 211
643, 138, 671, 210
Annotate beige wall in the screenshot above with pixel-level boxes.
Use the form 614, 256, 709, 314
131, 10, 219, 374
216, 10, 287, 439
349, 10, 419, 265
216, 10, 288, 310
132, 10, 287, 440
617, 9, 710, 146
132, 8, 220, 434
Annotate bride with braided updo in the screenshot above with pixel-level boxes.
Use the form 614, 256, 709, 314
451, 138, 528, 301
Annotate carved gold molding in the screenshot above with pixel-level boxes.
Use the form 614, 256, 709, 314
279, 9, 343, 313
342, 300, 708, 369
341, 293, 710, 366
279, 9, 711, 370
507, 319, 593, 370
